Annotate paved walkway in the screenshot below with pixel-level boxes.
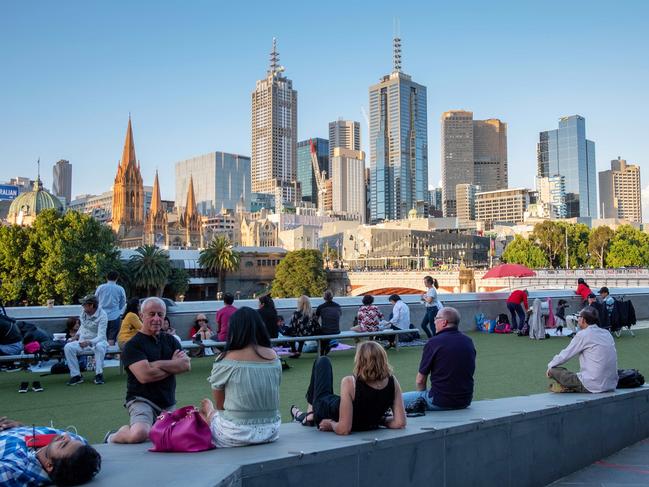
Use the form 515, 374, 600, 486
549, 438, 649, 486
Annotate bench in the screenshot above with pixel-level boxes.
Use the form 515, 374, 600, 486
89, 387, 649, 487
0, 329, 417, 367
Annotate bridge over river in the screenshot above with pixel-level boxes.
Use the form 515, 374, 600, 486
340, 268, 649, 296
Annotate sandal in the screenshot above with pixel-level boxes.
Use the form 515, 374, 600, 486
290, 405, 315, 426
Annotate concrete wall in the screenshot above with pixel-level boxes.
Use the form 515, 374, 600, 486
7, 288, 649, 339
90, 388, 649, 487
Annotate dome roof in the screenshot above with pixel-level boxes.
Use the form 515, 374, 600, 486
7, 180, 64, 221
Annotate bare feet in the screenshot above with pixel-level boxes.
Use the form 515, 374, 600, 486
199, 398, 216, 423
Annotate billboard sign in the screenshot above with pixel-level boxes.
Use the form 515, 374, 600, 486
0, 185, 19, 201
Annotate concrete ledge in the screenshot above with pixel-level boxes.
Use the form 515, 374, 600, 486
89, 387, 649, 487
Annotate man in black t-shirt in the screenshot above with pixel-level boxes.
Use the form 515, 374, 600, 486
315, 290, 341, 356
107, 297, 191, 444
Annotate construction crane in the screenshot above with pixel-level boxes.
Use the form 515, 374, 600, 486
309, 139, 328, 216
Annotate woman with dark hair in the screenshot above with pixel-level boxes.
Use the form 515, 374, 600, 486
65, 317, 81, 341
117, 298, 142, 348
383, 294, 411, 350
420, 276, 442, 338
351, 295, 383, 333
199, 307, 282, 448
290, 341, 406, 434
575, 278, 592, 305
257, 294, 279, 339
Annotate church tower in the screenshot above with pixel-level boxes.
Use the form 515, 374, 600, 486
180, 176, 202, 247
144, 170, 168, 245
112, 116, 145, 237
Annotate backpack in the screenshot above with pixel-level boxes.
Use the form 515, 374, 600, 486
399, 324, 420, 343
518, 323, 530, 336
617, 369, 645, 388
494, 322, 512, 334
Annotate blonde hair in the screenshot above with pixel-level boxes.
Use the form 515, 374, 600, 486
353, 341, 392, 383
297, 295, 312, 316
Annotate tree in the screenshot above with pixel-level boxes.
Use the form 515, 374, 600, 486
198, 236, 240, 294
128, 245, 171, 296
607, 225, 649, 268
271, 249, 328, 298
0, 210, 119, 305
166, 267, 190, 300
588, 226, 614, 268
563, 223, 590, 269
531, 221, 565, 268
501, 235, 548, 268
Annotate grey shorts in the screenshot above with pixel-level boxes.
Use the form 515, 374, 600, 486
126, 398, 175, 426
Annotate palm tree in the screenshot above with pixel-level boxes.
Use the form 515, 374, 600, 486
128, 245, 171, 296
199, 236, 240, 294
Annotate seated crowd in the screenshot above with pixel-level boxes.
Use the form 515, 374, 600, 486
0, 278, 623, 486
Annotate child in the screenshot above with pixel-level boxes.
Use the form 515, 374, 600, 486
555, 299, 569, 335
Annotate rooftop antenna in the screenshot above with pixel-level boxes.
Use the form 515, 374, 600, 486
269, 37, 280, 75
393, 18, 402, 73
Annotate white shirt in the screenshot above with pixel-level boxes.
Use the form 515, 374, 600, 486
547, 325, 618, 393
388, 300, 411, 330
423, 287, 442, 308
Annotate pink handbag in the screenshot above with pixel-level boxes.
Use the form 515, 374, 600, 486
149, 406, 215, 452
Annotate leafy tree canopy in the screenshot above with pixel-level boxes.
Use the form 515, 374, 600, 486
271, 249, 327, 298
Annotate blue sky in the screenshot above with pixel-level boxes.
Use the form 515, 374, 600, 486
1, 1, 648, 216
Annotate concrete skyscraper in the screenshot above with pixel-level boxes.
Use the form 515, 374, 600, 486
599, 157, 642, 223
537, 115, 597, 218
331, 147, 366, 222
329, 119, 361, 163
473, 119, 508, 192
369, 37, 428, 222
251, 38, 298, 205
441, 111, 473, 217
52, 159, 72, 204
441, 112, 508, 217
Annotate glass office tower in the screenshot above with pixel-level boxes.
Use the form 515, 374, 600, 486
297, 138, 329, 204
175, 152, 251, 215
537, 115, 597, 218
369, 37, 428, 222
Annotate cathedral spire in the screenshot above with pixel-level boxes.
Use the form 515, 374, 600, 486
120, 116, 137, 170
150, 170, 161, 215
185, 176, 197, 217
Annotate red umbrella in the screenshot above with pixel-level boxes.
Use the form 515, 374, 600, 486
482, 263, 536, 279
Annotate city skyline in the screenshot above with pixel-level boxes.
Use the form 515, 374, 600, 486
1, 1, 648, 219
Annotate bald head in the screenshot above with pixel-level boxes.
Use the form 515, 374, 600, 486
435, 306, 460, 333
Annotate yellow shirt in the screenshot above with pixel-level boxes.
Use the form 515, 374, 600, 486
117, 312, 142, 346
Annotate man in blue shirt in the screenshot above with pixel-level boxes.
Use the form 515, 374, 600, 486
402, 306, 476, 412
0, 417, 101, 486
95, 270, 127, 346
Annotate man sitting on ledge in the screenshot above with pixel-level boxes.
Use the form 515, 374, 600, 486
547, 305, 618, 393
0, 416, 101, 486
402, 307, 476, 413
107, 297, 191, 444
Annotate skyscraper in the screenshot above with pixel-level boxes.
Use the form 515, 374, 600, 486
329, 119, 361, 163
441, 112, 508, 216
473, 119, 508, 192
52, 159, 72, 204
369, 37, 428, 222
331, 147, 366, 222
537, 115, 597, 218
456, 183, 480, 222
175, 152, 251, 216
251, 38, 298, 204
297, 138, 328, 205
599, 157, 642, 223
441, 111, 473, 217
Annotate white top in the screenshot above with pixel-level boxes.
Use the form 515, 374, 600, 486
547, 325, 618, 393
423, 287, 442, 308
388, 300, 411, 330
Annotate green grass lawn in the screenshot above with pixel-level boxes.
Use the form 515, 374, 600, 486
1, 330, 647, 444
